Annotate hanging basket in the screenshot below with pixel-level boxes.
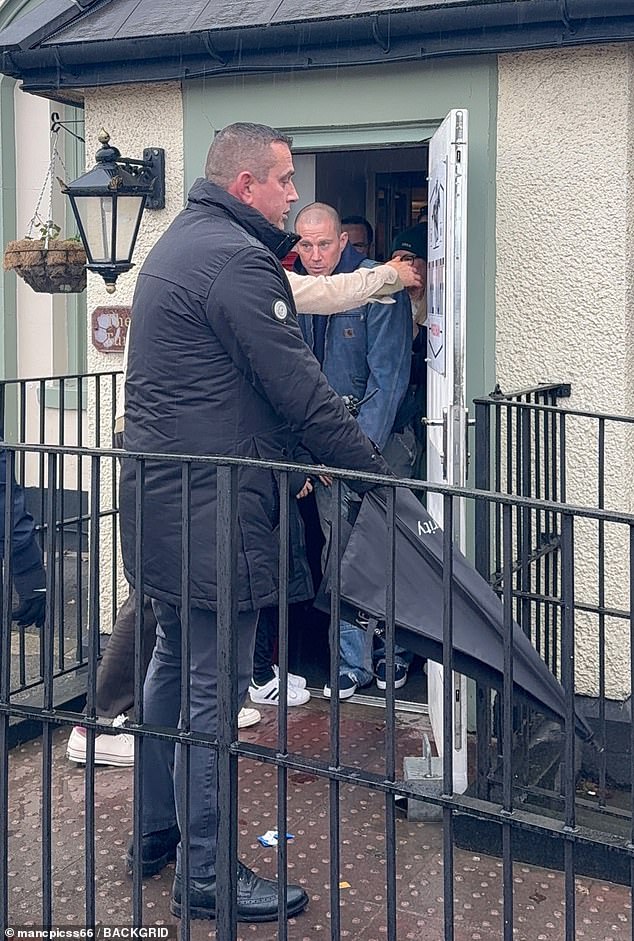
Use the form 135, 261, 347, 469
3, 238, 87, 294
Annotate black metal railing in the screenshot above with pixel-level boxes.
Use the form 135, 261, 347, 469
0, 372, 122, 695
0, 375, 633, 938
0, 434, 632, 938
474, 382, 634, 827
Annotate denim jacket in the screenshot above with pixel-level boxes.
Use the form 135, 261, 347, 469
297, 245, 412, 452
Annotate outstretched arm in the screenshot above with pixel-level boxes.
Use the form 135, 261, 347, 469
286, 261, 421, 315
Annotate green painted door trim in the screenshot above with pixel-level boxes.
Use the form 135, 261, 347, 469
183, 57, 498, 413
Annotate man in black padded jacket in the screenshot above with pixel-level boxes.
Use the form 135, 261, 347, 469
120, 123, 389, 923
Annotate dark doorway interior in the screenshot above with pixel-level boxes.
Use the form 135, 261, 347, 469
313, 144, 428, 260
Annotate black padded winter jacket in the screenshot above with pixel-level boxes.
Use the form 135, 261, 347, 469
121, 179, 389, 611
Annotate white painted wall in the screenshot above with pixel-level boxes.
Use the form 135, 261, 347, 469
82, 82, 184, 631
496, 44, 634, 698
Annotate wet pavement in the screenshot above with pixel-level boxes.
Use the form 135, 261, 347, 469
4, 697, 633, 940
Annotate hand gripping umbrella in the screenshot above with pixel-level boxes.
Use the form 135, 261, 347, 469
330, 485, 591, 740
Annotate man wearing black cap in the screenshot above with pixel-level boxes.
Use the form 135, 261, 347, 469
391, 223, 428, 336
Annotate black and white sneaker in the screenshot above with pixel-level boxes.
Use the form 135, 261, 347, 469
375, 659, 408, 691
248, 675, 310, 706
323, 673, 358, 700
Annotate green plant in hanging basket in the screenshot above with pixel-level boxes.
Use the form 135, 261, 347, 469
3, 219, 87, 294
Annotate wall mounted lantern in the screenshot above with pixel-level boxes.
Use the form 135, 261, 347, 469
61, 129, 165, 294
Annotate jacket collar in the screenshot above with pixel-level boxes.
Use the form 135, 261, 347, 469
186, 178, 299, 260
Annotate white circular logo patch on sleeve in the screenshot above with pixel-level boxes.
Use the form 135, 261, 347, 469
273, 299, 289, 321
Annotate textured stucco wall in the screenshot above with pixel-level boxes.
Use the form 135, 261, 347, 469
496, 45, 634, 698
82, 83, 184, 632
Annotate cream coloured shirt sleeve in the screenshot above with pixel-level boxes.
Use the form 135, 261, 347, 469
285, 265, 404, 315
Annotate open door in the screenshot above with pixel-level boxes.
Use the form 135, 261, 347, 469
425, 109, 469, 793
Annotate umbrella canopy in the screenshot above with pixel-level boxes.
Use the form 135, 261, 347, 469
329, 486, 591, 740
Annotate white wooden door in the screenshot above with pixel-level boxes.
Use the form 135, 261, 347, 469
425, 109, 469, 794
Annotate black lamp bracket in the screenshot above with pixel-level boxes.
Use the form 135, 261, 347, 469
119, 149, 166, 210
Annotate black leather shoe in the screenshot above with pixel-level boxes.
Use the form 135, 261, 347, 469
126, 824, 180, 877
170, 861, 309, 922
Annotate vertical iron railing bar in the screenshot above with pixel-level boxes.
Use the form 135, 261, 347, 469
534, 401, 543, 658
18, 381, 26, 489
543, 400, 553, 671
42, 451, 58, 927
94, 375, 101, 449
216, 463, 239, 940
77, 374, 84, 447
57, 379, 66, 672
559, 411, 567, 504
494, 401, 503, 757
442, 491, 455, 941
17, 446, 27, 687
328, 476, 343, 941
494, 401, 502, 582
277, 470, 291, 938
597, 418, 607, 807
84, 453, 101, 930
518, 405, 532, 793
0, 445, 14, 933
178, 460, 192, 937
384, 482, 397, 941
473, 402, 493, 803
520, 405, 532, 635
561, 511, 576, 940
75, 378, 85, 662
38, 380, 46, 550
110, 375, 119, 629
509, 402, 521, 626
110, 472, 118, 635
551, 410, 561, 678
474, 400, 491, 578
131, 457, 146, 929
501, 501, 514, 940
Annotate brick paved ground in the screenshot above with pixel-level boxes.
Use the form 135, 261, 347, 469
5, 698, 632, 940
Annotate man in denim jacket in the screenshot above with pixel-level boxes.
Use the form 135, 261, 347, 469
295, 202, 415, 698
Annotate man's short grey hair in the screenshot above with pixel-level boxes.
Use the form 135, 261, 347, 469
205, 123, 293, 188
295, 202, 342, 235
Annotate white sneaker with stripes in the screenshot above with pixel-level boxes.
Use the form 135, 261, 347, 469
249, 674, 310, 706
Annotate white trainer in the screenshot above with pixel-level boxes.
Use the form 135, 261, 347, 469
66, 714, 134, 767
249, 675, 310, 707
273, 664, 307, 689
238, 706, 261, 729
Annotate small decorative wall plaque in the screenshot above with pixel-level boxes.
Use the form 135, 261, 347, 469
92, 306, 131, 352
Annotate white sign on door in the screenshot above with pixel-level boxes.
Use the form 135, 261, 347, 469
427, 169, 446, 374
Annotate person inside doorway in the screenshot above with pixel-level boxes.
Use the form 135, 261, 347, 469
341, 215, 373, 258
391, 223, 427, 336
294, 202, 415, 699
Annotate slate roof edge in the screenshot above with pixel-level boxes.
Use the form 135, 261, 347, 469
0, 0, 106, 52
1, 1, 634, 96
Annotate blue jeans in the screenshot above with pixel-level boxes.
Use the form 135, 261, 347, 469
141, 600, 257, 878
315, 428, 416, 686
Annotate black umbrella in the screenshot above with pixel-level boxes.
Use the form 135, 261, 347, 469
327, 485, 591, 740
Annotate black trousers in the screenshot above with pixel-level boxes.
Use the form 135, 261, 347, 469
96, 587, 157, 717
251, 606, 278, 685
